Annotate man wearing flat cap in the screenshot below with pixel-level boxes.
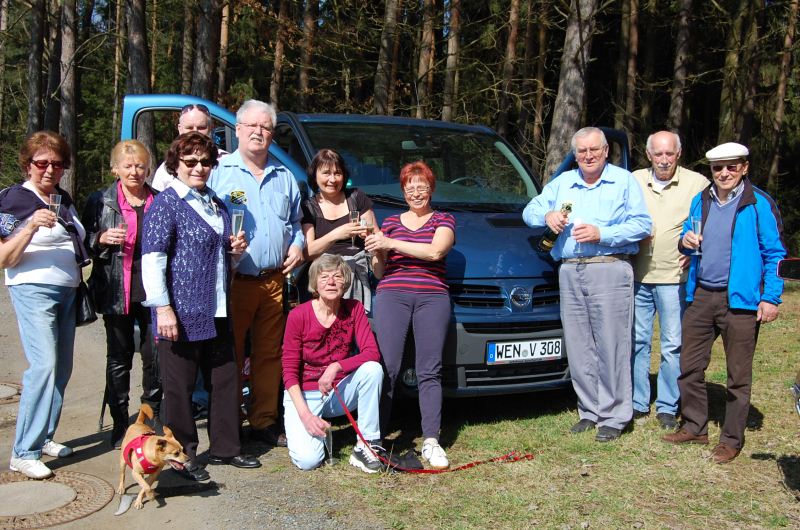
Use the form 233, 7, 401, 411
662, 142, 786, 463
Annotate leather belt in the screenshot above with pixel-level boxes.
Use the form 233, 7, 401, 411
562, 254, 630, 264
234, 269, 281, 280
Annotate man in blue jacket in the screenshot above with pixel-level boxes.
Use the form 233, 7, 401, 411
662, 142, 785, 463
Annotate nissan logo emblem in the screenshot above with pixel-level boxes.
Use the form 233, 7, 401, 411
510, 286, 531, 308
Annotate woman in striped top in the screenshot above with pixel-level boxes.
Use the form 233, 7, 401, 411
365, 161, 455, 470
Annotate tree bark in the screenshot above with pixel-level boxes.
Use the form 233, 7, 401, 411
270, 0, 288, 109
667, 0, 692, 132
44, 0, 62, 132
0, 0, 9, 136
613, 0, 631, 131
543, 0, 599, 182
80, 0, 95, 44
415, 0, 435, 119
112, 0, 125, 138
374, 0, 399, 115
496, 0, 520, 138
126, 0, 155, 155
718, 0, 749, 142
180, 0, 194, 94
387, 0, 403, 115
298, 0, 317, 111
27, 0, 46, 134
150, 0, 157, 89
767, 0, 798, 191
532, 3, 549, 167
59, 0, 77, 196
623, 0, 638, 144
217, 0, 230, 98
441, 0, 460, 122
192, 0, 221, 100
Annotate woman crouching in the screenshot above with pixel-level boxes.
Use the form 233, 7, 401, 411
282, 254, 385, 472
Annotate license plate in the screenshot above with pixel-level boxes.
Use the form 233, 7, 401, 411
486, 338, 563, 365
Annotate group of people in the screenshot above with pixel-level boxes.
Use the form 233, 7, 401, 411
524, 127, 785, 464
0, 111, 785, 482
0, 98, 455, 480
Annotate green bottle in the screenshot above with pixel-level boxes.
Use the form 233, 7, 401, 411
537, 202, 573, 253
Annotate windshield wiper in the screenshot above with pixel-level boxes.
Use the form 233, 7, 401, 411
368, 194, 410, 207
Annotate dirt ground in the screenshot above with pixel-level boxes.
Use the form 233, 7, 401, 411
0, 286, 384, 529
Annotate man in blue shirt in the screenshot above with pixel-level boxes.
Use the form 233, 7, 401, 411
663, 142, 785, 464
523, 127, 651, 442
208, 99, 304, 447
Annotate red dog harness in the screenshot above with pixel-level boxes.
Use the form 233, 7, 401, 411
123, 432, 160, 474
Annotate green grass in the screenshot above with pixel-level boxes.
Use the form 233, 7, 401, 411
308, 289, 800, 529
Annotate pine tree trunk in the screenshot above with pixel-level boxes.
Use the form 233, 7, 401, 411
613, 0, 631, 131
150, 0, 157, 89
623, 0, 638, 145
44, 0, 62, 132
218, 0, 230, 98
180, 0, 194, 94
80, 0, 95, 43
112, 0, 124, 138
543, 0, 599, 182
532, 4, 549, 167
126, 0, 155, 155
298, 0, 317, 111
496, 0, 520, 138
387, 0, 403, 115
415, 0, 435, 119
59, 0, 77, 197
374, 0, 399, 115
0, 0, 9, 137
767, 0, 798, 192
27, 0, 46, 134
270, 0, 288, 109
718, 0, 749, 142
191, 0, 221, 100
441, 0, 460, 122
666, 0, 692, 132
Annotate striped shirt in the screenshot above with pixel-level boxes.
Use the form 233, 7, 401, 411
377, 211, 455, 294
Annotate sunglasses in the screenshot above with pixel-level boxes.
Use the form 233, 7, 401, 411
180, 158, 213, 168
30, 159, 66, 170
181, 103, 210, 116
711, 163, 742, 173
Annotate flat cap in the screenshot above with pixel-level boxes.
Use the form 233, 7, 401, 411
706, 142, 749, 162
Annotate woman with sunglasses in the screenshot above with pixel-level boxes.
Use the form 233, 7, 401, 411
81, 140, 161, 448
365, 161, 455, 470
141, 132, 259, 481
0, 131, 89, 479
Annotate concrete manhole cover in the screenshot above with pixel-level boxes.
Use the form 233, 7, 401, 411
0, 471, 113, 529
0, 383, 21, 404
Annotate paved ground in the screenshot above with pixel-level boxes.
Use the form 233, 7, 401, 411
0, 287, 383, 529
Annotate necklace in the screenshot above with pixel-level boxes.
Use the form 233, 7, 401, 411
123, 190, 147, 207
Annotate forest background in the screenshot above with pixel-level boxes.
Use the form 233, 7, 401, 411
1, 0, 798, 252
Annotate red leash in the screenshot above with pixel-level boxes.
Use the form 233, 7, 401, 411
332, 385, 537, 474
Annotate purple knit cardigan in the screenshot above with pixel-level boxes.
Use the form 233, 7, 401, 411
142, 187, 231, 341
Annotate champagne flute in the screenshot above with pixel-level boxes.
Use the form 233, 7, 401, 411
115, 222, 128, 257
572, 217, 583, 255
48, 194, 61, 234
348, 210, 360, 250
229, 209, 245, 253
324, 427, 338, 466
360, 218, 374, 255
691, 216, 702, 256
648, 222, 656, 256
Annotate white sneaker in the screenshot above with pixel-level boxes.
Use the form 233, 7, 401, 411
421, 438, 450, 470
9, 457, 53, 479
42, 440, 73, 458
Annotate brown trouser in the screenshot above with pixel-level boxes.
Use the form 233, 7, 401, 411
678, 287, 759, 450
231, 272, 285, 430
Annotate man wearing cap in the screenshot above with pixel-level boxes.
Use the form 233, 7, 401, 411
523, 127, 651, 443
662, 142, 785, 463
208, 99, 304, 448
630, 131, 709, 430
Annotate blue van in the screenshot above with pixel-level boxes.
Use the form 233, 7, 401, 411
121, 94, 630, 397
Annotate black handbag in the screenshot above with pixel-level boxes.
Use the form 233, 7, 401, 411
76, 280, 98, 327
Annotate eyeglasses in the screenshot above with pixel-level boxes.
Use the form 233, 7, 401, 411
318, 272, 345, 284
180, 158, 213, 168
403, 185, 431, 195
238, 122, 273, 133
711, 163, 742, 173
181, 103, 210, 116
30, 159, 66, 170
575, 146, 607, 158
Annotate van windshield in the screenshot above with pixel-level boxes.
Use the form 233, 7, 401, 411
302, 123, 541, 212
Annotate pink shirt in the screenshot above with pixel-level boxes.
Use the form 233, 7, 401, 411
282, 299, 380, 391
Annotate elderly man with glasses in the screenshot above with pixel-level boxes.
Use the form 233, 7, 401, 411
151, 104, 225, 192
523, 126, 651, 443
207, 99, 304, 448
662, 142, 785, 464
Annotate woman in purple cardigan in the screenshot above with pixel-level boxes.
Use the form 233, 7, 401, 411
141, 132, 258, 482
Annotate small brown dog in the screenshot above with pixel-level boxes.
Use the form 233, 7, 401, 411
117, 404, 188, 509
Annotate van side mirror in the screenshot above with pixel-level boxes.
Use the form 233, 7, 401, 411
777, 258, 800, 280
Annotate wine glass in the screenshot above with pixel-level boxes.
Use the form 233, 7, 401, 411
48, 194, 61, 234
115, 222, 128, 257
324, 427, 338, 466
360, 218, 374, 255
690, 217, 702, 256
348, 210, 360, 250
229, 209, 244, 253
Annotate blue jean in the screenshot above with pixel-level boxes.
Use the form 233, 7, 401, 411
283, 361, 383, 471
8, 283, 76, 459
632, 282, 686, 415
